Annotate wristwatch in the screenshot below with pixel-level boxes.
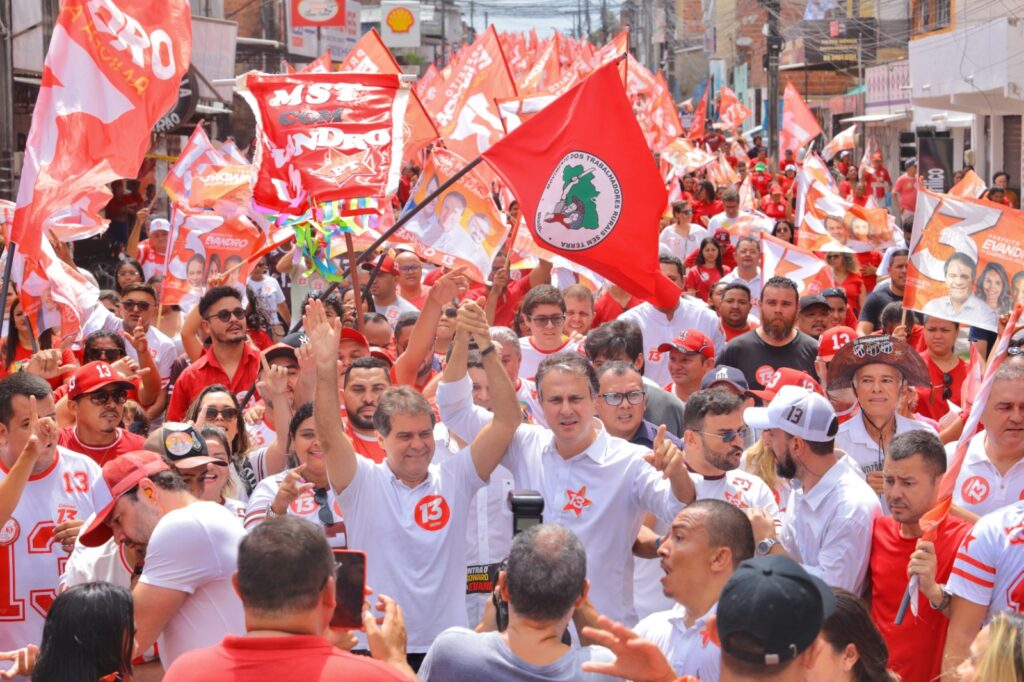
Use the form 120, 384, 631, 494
929, 584, 952, 611
756, 537, 779, 556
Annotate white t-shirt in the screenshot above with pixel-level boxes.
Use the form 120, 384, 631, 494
947, 501, 1024, 621
245, 416, 277, 451
138, 501, 246, 669
376, 296, 420, 328
950, 432, 1024, 517
244, 468, 347, 547
337, 448, 487, 652
620, 301, 726, 388
659, 224, 708, 262
635, 603, 721, 680
84, 305, 178, 388
247, 276, 286, 324
517, 336, 582, 381
516, 377, 546, 427
0, 448, 108, 652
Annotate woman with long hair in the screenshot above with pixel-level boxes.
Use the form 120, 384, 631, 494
683, 237, 730, 302
691, 179, 724, 226
1, 297, 76, 388
772, 219, 796, 244
975, 261, 1012, 316
199, 424, 244, 517
185, 385, 256, 497
741, 433, 790, 510
31, 582, 135, 682
826, 251, 867, 316
113, 259, 145, 297
806, 588, 898, 682
957, 612, 1024, 682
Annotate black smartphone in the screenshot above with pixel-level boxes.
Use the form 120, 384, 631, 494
331, 549, 366, 629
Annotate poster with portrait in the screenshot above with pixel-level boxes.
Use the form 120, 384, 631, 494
797, 179, 900, 253
391, 148, 508, 283
161, 203, 264, 309
904, 188, 1024, 332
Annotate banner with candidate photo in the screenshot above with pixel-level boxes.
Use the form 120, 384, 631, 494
797, 178, 899, 253
904, 188, 1024, 332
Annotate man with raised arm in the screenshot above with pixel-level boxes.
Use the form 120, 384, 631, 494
309, 298, 521, 671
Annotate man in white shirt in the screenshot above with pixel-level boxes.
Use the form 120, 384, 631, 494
921, 253, 998, 330
620, 297, 725, 388
437, 345, 696, 627
659, 200, 708, 262
309, 298, 521, 664
706, 189, 745, 237
634, 499, 755, 681
518, 285, 581, 380
719, 236, 762, 319
949, 363, 1024, 516
744, 385, 881, 592
360, 255, 419, 328
79, 450, 245, 670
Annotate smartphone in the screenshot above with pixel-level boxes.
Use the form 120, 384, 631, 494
330, 549, 366, 629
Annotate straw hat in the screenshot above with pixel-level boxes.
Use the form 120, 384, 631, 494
826, 335, 930, 390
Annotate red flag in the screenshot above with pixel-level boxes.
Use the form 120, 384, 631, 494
12, 0, 192, 262
481, 61, 681, 308
718, 86, 751, 131
299, 52, 333, 73
238, 72, 411, 213
688, 86, 709, 141
780, 81, 822, 157
164, 124, 230, 204
760, 233, 835, 295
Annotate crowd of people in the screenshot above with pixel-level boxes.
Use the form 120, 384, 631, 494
2, 139, 1024, 682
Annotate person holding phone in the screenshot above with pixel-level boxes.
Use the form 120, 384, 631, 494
310, 297, 523, 671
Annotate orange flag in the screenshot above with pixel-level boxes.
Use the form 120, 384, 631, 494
718, 86, 751, 131
780, 81, 822, 157
760, 233, 835, 295
688, 86, 709, 141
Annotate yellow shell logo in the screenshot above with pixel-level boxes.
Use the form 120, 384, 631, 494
386, 7, 415, 33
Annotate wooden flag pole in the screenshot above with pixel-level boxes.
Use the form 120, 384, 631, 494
345, 232, 365, 334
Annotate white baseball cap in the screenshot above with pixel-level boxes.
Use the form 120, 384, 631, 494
744, 385, 838, 442
149, 218, 170, 233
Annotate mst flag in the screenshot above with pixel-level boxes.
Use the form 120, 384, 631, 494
481, 61, 681, 308
12, 0, 192, 261
238, 72, 411, 214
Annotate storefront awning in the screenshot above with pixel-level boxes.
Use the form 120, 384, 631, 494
841, 112, 908, 123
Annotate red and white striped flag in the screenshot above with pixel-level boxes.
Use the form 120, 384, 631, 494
760, 232, 835, 295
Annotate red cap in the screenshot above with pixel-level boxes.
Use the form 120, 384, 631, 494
818, 326, 857, 362
657, 329, 715, 360
360, 254, 398, 276
262, 343, 298, 363
751, 368, 824, 402
369, 346, 395, 366
341, 327, 370, 350
68, 362, 136, 400
79, 451, 171, 547
770, 183, 783, 193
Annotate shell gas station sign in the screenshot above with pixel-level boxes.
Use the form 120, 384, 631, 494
381, 1, 421, 48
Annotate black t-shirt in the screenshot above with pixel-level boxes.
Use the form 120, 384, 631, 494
859, 286, 901, 329
717, 329, 820, 390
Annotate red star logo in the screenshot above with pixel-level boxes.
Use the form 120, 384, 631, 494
563, 486, 592, 517
308, 147, 374, 187
961, 533, 976, 552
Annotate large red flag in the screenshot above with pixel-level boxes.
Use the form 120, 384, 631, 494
718, 86, 752, 131
780, 81, 822, 157
688, 86, 709, 141
481, 61, 681, 308
12, 0, 192, 262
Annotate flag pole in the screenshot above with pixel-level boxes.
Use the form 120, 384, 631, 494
353, 156, 484, 266
0, 240, 16, 346
345, 232, 365, 334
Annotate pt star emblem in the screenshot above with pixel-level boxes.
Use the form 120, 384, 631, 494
563, 485, 592, 517
309, 147, 373, 186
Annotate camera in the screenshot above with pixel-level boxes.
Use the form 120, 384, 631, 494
508, 489, 544, 537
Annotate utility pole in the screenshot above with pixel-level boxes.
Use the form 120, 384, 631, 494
0, 0, 13, 201
765, 0, 782, 173
440, 0, 447, 67
584, 0, 591, 40
470, 0, 475, 34
601, 0, 608, 43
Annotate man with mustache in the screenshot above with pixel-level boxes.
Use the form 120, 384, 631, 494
342, 357, 392, 463
58, 361, 144, 466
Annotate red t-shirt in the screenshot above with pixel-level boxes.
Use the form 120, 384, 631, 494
870, 515, 972, 682
466, 272, 533, 329
684, 265, 729, 302
893, 174, 919, 213
915, 353, 967, 421
750, 172, 773, 197
691, 199, 724, 225
854, 251, 882, 292
57, 427, 145, 467
723, 322, 755, 342
163, 634, 408, 682
834, 272, 866, 316
760, 197, 788, 220
864, 165, 893, 200
345, 421, 386, 464
592, 291, 643, 327
1, 344, 79, 389
166, 344, 263, 422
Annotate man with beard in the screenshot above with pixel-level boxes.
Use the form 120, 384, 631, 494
58, 361, 144, 465
869, 430, 972, 682
716, 276, 819, 391
633, 500, 755, 681
79, 451, 246, 670
858, 248, 910, 335
795, 295, 830, 340
718, 237, 762, 320
744, 385, 880, 592
168, 287, 262, 421
717, 283, 756, 341
342, 357, 392, 463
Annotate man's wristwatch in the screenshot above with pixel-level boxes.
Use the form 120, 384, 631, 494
756, 537, 779, 556
929, 584, 952, 611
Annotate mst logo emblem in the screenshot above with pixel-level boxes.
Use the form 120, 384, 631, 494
536, 152, 621, 251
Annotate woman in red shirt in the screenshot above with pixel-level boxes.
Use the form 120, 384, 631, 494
0, 297, 78, 388
838, 165, 859, 200
761, 184, 791, 221
916, 317, 966, 421
825, 252, 866, 316
691, 180, 724, 227
684, 237, 730, 301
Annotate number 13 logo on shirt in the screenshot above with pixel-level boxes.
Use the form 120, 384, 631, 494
414, 495, 451, 531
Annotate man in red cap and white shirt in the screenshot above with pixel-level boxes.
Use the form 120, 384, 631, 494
744, 384, 881, 592
361, 254, 419, 327
58, 361, 144, 466
79, 450, 245, 671
863, 151, 893, 203
659, 329, 715, 407
0, 373, 109, 661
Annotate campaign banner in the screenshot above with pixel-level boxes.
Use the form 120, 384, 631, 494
904, 188, 1023, 332
391, 149, 508, 283
797, 178, 898, 253
189, 164, 253, 215
238, 71, 410, 214
760, 233, 835, 296
164, 124, 230, 204
161, 204, 264, 307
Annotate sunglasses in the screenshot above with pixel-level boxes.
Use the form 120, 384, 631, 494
85, 389, 129, 406
941, 372, 953, 401
699, 427, 749, 443
599, 390, 645, 406
1008, 346, 1024, 356
121, 300, 152, 311
312, 487, 334, 526
205, 307, 246, 323
530, 314, 565, 328
443, 307, 458, 319
86, 348, 124, 362
204, 406, 239, 421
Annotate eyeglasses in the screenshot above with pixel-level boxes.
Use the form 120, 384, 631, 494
205, 307, 246, 323
204, 406, 239, 421
86, 348, 124, 362
599, 390, 645, 406
443, 307, 458, 319
312, 487, 334, 526
530, 314, 565, 328
698, 427, 749, 443
1009, 346, 1024, 356
121, 300, 152, 311
397, 264, 421, 273
86, 389, 129, 406
679, 209, 693, 215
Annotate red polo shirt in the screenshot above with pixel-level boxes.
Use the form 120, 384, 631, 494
58, 427, 145, 466
166, 343, 263, 421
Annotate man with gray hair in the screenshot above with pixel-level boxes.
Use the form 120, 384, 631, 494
707, 188, 746, 237
490, 326, 544, 426
419, 524, 619, 681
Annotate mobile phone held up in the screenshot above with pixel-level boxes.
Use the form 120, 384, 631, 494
331, 549, 366, 630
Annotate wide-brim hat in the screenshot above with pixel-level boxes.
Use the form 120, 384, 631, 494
827, 335, 930, 389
